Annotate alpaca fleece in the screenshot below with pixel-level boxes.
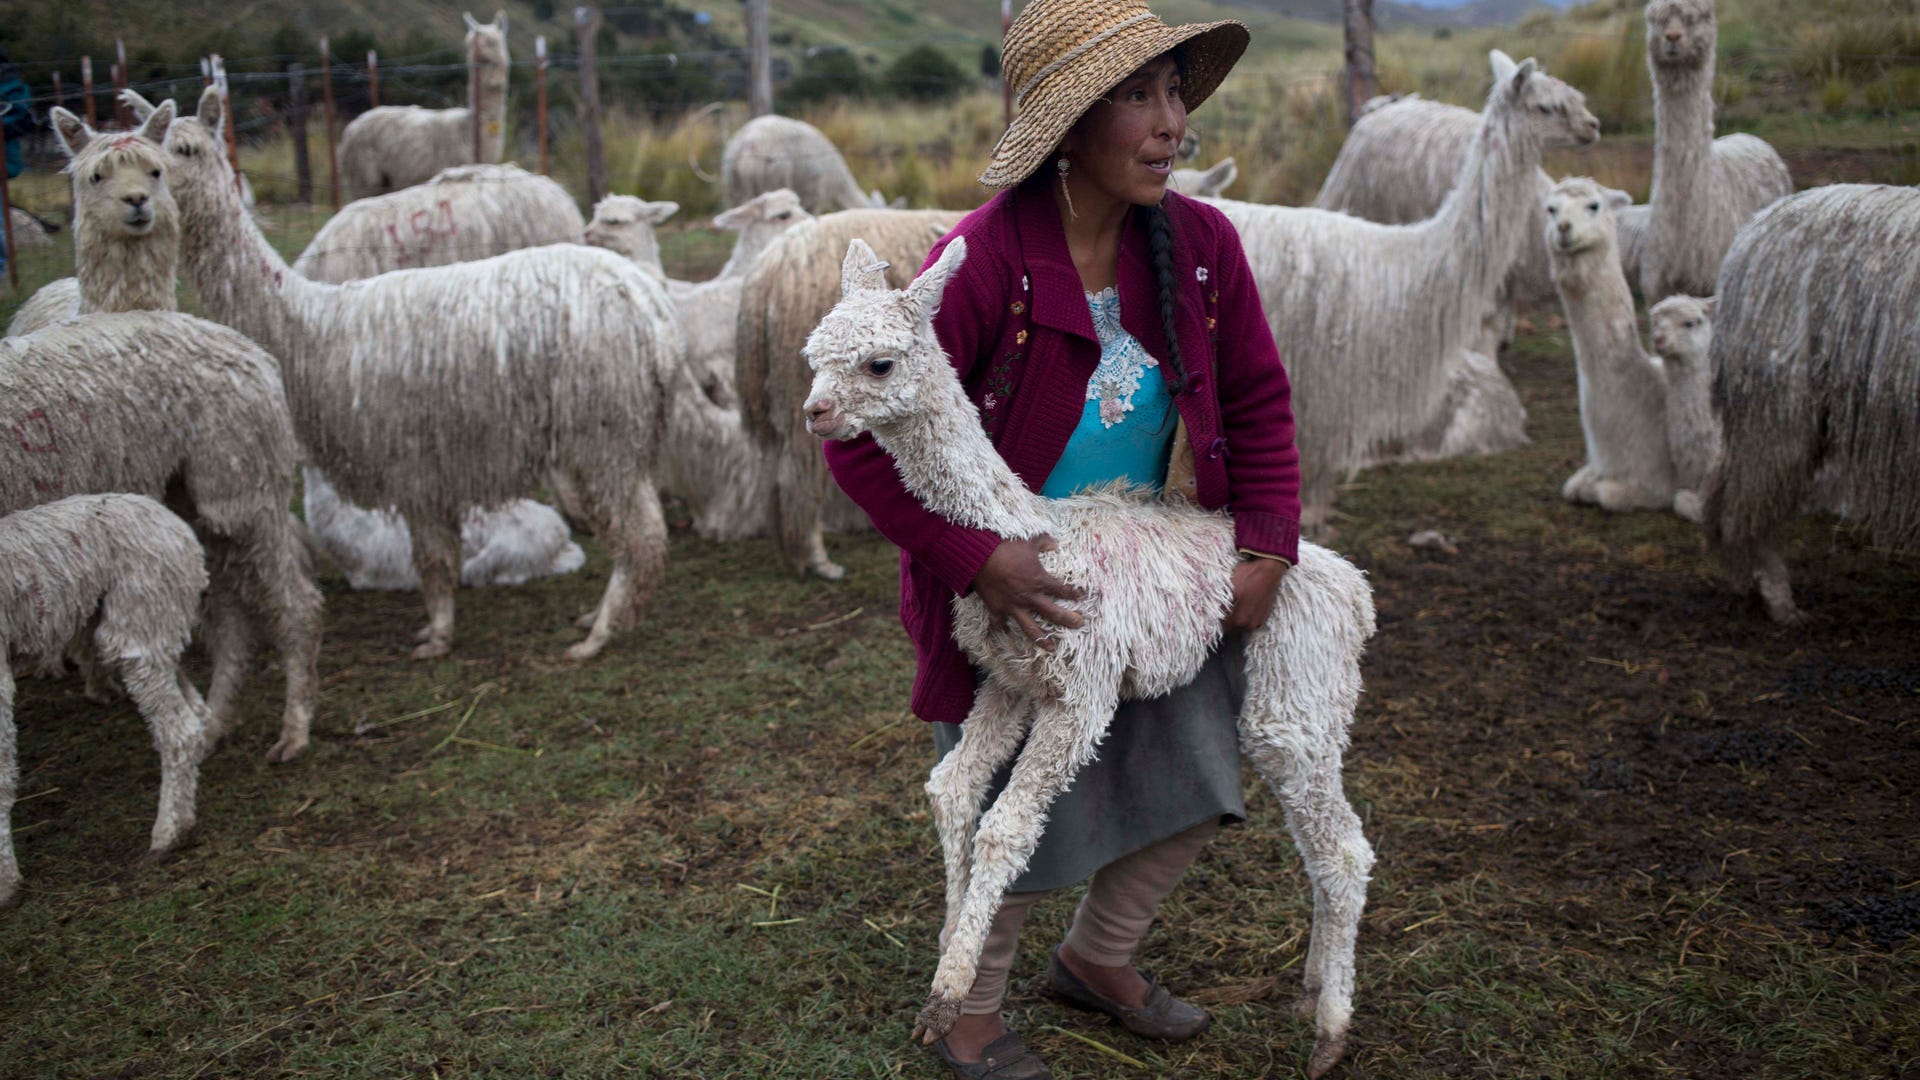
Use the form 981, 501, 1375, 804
1546, 178, 1675, 512
721, 115, 885, 214
806, 238, 1376, 1080
1637, 0, 1792, 301
1206, 51, 1594, 529
735, 208, 963, 578
166, 86, 676, 661
338, 12, 510, 200
1311, 93, 1557, 354
296, 164, 584, 283
1647, 294, 1717, 521
1, 315, 323, 762
1, 494, 214, 909
1701, 184, 1920, 623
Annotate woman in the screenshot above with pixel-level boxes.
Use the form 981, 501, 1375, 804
823, 2, 1299, 1075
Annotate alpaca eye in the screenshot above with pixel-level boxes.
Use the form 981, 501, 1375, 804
1588, 202, 1600, 212
1546, 206, 1558, 216
150, 169, 161, 179
775, 212, 792, 221
1685, 320, 1699, 328
1536, 105, 1550, 115
91, 172, 103, 183
866, 357, 895, 378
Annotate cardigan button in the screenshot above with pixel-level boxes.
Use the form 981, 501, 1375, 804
1207, 436, 1229, 460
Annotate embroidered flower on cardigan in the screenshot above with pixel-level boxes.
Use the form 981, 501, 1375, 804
1196, 266, 1209, 283
1084, 287, 1159, 429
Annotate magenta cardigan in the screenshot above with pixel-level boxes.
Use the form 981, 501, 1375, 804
822, 181, 1302, 725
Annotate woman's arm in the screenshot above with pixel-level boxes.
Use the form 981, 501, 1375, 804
1210, 218, 1302, 567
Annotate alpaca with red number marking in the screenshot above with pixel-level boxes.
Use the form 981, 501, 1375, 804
806, 238, 1377, 1079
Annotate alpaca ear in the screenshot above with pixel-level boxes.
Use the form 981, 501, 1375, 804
1604, 187, 1633, 211
136, 98, 177, 145
1699, 296, 1717, 318
840, 238, 889, 298
51, 107, 93, 158
493, 10, 508, 29
642, 201, 679, 224
905, 237, 967, 321
121, 88, 159, 123
1489, 49, 1517, 88
1512, 57, 1538, 94
1206, 157, 1237, 189
196, 84, 225, 136
464, 11, 483, 32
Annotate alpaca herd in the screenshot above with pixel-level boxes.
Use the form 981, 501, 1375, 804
3, 3, 1915, 1076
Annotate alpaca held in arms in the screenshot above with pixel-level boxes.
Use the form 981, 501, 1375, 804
338, 11, 510, 200
1545, 177, 1674, 512
1701, 184, 1920, 624
1, 494, 215, 910
1208, 51, 1595, 529
1636, 0, 1792, 301
164, 86, 677, 661
5, 101, 181, 338
805, 238, 1377, 1079
1647, 294, 1717, 522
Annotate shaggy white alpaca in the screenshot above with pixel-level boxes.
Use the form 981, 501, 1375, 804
1701, 184, 1920, 624
6, 207, 54, 249
1546, 178, 1675, 512
1208, 51, 1597, 530
0, 494, 215, 909
582, 194, 680, 277
1647, 294, 1717, 521
736, 207, 965, 578
5, 103, 180, 338
1169, 157, 1236, 198
338, 12, 510, 200
165, 86, 678, 661
1311, 94, 1559, 355
1636, 0, 1793, 301
806, 238, 1377, 1079
721, 115, 887, 214
294, 164, 585, 282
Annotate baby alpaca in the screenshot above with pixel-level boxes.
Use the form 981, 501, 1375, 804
1546, 178, 1675, 511
1, 494, 213, 909
806, 238, 1377, 1080
1648, 294, 1717, 521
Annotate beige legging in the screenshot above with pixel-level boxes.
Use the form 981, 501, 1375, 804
959, 818, 1221, 1016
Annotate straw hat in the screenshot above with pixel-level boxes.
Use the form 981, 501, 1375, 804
980, 0, 1250, 189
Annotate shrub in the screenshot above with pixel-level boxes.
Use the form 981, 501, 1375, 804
885, 45, 969, 103
1819, 76, 1853, 114
1553, 18, 1648, 131
782, 49, 872, 108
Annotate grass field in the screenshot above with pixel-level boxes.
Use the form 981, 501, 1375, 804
1, 198, 1916, 1077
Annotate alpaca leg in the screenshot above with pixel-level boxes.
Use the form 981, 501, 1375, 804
198, 560, 256, 745
566, 475, 667, 662
66, 622, 121, 704
116, 654, 212, 854
917, 689, 1121, 1043
774, 451, 842, 580
1561, 463, 1598, 505
1755, 545, 1806, 626
253, 516, 324, 763
1672, 489, 1704, 523
0, 664, 18, 909
409, 518, 462, 660
927, 681, 1031, 950
1594, 478, 1673, 513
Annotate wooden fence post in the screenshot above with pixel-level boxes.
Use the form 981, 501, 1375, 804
746, 0, 772, 118
51, 72, 64, 114
576, 5, 607, 204
1002, 0, 1013, 127
367, 51, 379, 108
1342, 0, 1378, 128
290, 65, 312, 204
81, 57, 96, 127
536, 36, 550, 176
321, 36, 340, 209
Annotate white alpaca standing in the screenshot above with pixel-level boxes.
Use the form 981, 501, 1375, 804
736, 207, 964, 578
806, 238, 1377, 1080
1546, 177, 1675, 512
295, 164, 585, 282
1208, 51, 1597, 530
720, 115, 887, 214
1636, 0, 1792, 302
338, 12, 510, 200
1311, 93, 1559, 355
1169, 157, 1236, 198
1701, 184, 1920, 624
0, 494, 215, 910
1647, 294, 1717, 521
3, 107, 324, 763
165, 87, 678, 661
582, 194, 681, 277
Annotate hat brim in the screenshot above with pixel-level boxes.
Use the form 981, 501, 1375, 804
979, 19, 1249, 189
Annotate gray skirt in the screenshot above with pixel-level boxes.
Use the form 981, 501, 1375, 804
931, 634, 1248, 894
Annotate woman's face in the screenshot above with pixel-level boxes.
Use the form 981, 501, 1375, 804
1062, 54, 1187, 208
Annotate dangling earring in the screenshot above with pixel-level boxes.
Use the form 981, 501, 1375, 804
1057, 155, 1077, 219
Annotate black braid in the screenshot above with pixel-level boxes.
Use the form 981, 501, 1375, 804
1144, 202, 1188, 395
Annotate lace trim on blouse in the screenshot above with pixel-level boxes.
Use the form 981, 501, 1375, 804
1084, 286, 1159, 428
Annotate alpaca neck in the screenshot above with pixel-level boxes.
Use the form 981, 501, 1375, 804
179, 172, 330, 369
716, 229, 774, 280
1431, 86, 1542, 308
469, 62, 508, 162
75, 220, 179, 314
1553, 241, 1641, 363
871, 373, 1052, 540
1649, 54, 1716, 220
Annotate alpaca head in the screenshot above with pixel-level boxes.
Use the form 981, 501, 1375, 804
158, 87, 245, 224
51, 101, 177, 239
1645, 0, 1715, 71
1648, 294, 1716, 361
584, 195, 679, 268
802, 237, 968, 441
713, 188, 812, 251
1543, 177, 1633, 257
463, 11, 512, 89
1490, 49, 1600, 149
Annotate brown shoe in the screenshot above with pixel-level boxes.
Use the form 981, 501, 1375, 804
933, 1031, 1053, 1079
1048, 946, 1211, 1041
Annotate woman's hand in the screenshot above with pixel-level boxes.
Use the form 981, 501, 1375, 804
972, 536, 1087, 651
1223, 557, 1288, 634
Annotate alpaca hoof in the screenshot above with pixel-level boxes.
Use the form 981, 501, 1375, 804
1767, 605, 1810, 627
0, 885, 19, 912
912, 994, 962, 1045
563, 640, 604, 663
144, 831, 196, 860
412, 624, 434, 644
264, 734, 308, 764
808, 560, 846, 582
1307, 1032, 1349, 1079
82, 682, 124, 706
573, 610, 600, 630
411, 640, 451, 661
1293, 990, 1320, 1020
